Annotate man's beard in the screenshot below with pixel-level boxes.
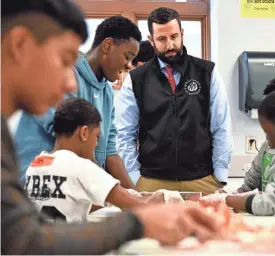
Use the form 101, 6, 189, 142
154, 41, 183, 65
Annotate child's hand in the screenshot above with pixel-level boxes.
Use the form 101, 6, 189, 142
126, 189, 142, 197
153, 189, 184, 203
215, 186, 238, 195
145, 192, 165, 204
215, 187, 230, 194
199, 193, 228, 209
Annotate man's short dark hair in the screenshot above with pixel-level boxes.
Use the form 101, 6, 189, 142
91, 16, 142, 49
2, 0, 88, 43
148, 7, 181, 35
132, 40, 155, 67
263, 78, 275, 96
53, 98, 102, 137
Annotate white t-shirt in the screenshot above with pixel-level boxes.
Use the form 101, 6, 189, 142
25, 150, 119, 223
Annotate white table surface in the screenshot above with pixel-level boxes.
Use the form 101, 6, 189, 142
117, 213, 275, 256
88, 207, 275, 255
88, 206, 275, 225
241, 213, 275, 226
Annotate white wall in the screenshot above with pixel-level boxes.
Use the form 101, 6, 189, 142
210, 0, 275, 157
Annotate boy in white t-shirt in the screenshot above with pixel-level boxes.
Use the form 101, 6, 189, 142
25, 98, 163, 223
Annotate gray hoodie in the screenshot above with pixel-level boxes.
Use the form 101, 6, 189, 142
240, 141, 275, 216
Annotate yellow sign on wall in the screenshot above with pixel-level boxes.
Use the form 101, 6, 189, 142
240, 0, 275, 18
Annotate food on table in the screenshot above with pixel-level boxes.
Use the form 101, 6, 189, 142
177, 201, 275, 254
180, 192, 202, 202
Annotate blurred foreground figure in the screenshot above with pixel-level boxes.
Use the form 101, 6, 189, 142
1, 0, 222, 254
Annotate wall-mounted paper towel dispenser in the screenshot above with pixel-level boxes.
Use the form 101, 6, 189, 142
239, 51, 275, 119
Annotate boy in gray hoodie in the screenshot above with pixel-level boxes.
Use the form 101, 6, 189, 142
201, 79, 275, 216
236, 79, 275, 195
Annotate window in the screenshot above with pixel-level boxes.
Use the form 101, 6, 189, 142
74, 0, 210, 59
79, 18, 105, 53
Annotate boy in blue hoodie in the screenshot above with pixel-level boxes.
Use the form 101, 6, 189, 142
14, 16, 142, 188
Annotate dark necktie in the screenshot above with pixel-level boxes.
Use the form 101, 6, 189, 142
165, 65, 176, 93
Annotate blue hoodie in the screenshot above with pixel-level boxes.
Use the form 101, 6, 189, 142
14, 55, 117, 184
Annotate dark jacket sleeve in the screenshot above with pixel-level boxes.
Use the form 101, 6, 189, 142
1, 117, 143, 255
